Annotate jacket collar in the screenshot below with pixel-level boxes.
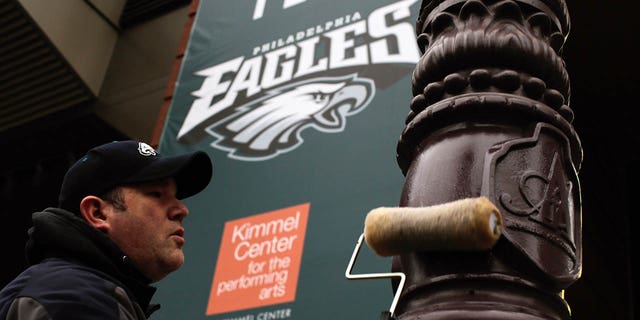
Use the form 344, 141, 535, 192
27, 208, 158, 312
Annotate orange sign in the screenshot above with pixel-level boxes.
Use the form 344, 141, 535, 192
206, 203, 310, 315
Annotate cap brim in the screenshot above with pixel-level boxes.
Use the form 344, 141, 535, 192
125, 151, 212, 199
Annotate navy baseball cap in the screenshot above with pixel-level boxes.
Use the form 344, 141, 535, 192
58, 140, 213, 214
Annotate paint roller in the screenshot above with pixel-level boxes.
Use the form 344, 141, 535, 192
345, 197, 503, 319
364, 196, 503, 256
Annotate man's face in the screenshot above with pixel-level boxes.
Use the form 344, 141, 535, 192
104, 178, 189, 282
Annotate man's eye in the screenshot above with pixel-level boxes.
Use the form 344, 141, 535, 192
148, 191, 162, 198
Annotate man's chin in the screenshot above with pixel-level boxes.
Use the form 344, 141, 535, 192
169, 251, 185, 269
163, 251, 185, 273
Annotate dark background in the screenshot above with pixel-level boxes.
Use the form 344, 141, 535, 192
556, 1, 639, 319
0, 1, 638, 319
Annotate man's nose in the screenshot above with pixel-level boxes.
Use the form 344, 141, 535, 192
170, 199, 189, 222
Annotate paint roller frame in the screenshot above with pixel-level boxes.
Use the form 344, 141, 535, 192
345, 233, 406, 319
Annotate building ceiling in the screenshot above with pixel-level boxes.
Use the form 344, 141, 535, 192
0, 0, 94, 133
0, 0, 190, 133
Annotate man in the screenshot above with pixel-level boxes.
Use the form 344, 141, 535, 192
0, 140, 213, 319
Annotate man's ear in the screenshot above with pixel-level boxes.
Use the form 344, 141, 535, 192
79, 196, 111, 232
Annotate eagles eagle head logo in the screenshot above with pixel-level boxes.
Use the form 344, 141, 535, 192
206, 74, 375, 161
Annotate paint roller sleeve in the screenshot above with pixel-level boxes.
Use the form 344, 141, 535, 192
363, 197, 503, 257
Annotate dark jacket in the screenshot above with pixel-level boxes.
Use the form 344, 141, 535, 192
0, 208, 158, 319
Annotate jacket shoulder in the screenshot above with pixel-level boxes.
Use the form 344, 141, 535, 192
0, 258, 134, 320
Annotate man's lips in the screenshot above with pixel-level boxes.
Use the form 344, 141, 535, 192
171, 228, 185, 244
172, 228, 185, 237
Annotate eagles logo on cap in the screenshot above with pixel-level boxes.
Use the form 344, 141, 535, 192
138, 142, 157, 156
